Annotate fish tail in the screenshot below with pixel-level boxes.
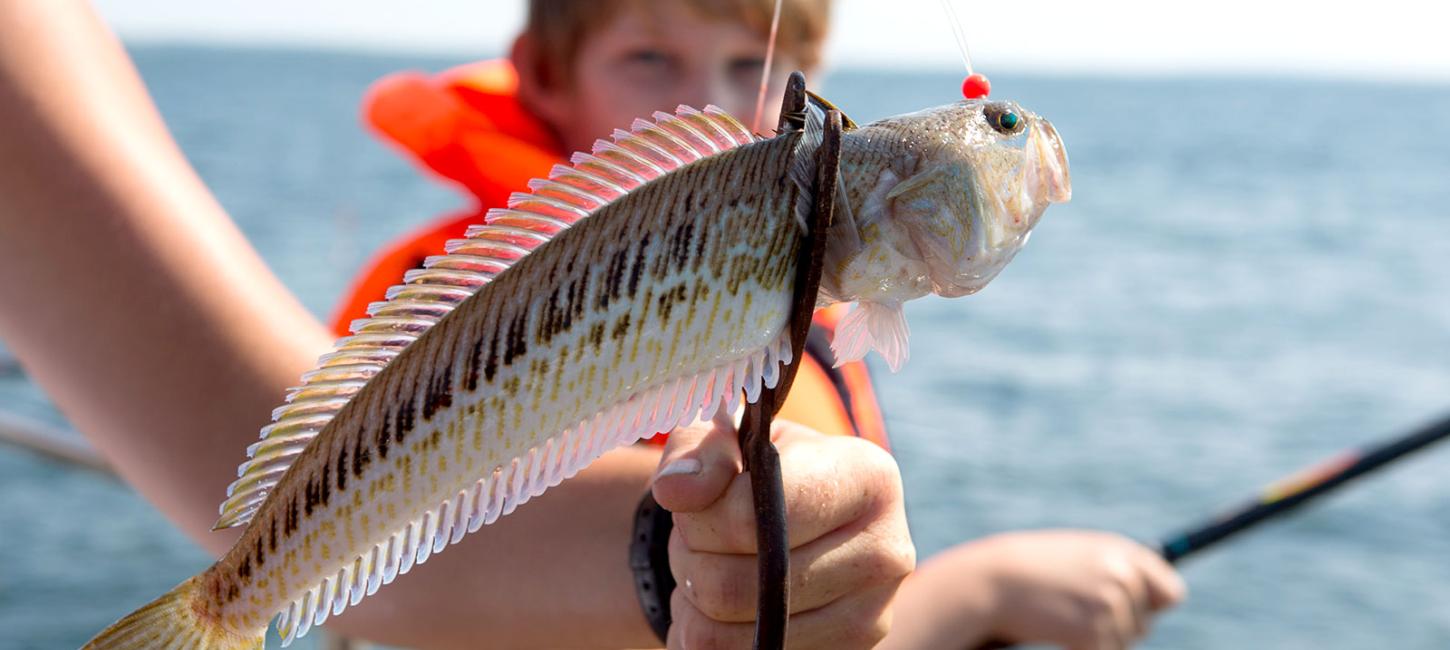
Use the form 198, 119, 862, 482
83, 574, 263, 650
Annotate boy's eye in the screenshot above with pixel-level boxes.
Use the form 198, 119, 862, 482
624, 49, 672, 67
615, 49, 678, 86
729, 57, 766, 76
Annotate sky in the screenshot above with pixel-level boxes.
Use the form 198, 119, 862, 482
93, 0, 1450, 81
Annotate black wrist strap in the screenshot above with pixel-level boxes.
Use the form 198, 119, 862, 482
630, 489, 676, 643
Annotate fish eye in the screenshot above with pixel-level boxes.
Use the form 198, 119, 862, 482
984, 103, 1025, 135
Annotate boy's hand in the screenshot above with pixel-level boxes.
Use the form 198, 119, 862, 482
652, 417, 915, 649
885, 529, 1186, 650
980, 530, 1185, 649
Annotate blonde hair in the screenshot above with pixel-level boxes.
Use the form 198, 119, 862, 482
524, 0, 833, 85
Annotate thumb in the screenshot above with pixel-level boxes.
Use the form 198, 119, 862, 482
651, 411, 742, 513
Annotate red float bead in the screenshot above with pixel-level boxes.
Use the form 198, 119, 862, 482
961, 73, 991, 100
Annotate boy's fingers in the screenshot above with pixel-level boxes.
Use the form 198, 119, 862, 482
1134, 547, 1187, 610
651, 414, 742, 514
668, 581, 895, 650
1122, 579, 1149, 640
673, 427, 901, 554
1100, 585, 1135, 650
667, 507, 912, 624
1105, 553, 1151, 640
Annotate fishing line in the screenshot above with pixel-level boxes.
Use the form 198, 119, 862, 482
939, 0, 992, 99
939, 0, 976, 76
751, 0, 785, 133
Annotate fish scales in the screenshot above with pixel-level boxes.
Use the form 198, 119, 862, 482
198, 132, 805, 634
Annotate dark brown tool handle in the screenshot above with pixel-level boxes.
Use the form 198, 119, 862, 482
739, 71, 843, 650
741, 400, 790, 650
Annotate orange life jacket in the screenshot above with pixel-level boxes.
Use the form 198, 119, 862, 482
332, 60, 888, 449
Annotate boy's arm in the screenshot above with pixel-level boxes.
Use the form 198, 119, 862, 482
0, 4, 913, 648
880, 530, 1186, 650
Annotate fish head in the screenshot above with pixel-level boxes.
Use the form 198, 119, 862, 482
884, 99, 1071, 299
819, 98, 1071, 371
832, 99, 1072, 304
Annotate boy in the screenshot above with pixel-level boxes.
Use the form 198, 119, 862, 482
341, 0, 1185, 648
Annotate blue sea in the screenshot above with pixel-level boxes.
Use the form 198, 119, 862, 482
2, 45, 1449, 648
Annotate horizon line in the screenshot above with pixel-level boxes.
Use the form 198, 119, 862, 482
118, 37, 1450, 86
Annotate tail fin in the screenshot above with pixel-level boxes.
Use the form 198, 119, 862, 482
83, 574, 264, 650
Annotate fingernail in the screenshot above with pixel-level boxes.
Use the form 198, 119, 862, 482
657, 457, 702, 478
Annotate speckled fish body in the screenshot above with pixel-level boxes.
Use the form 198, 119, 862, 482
84, 98, 1071, 649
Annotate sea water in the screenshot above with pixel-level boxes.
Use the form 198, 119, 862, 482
1, 45, 1448, 648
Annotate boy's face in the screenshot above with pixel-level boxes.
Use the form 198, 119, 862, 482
522, 2, 817, 155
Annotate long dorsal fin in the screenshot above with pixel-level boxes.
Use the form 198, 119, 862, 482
214, 106, 758, 530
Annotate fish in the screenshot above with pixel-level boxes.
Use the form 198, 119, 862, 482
84, 96, 1070, 649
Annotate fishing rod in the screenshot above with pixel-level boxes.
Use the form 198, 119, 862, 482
977, 411, 1450, 649
1158, 411, 1450, 563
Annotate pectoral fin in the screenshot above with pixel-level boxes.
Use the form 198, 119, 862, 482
885, 165, 952, 203
830, 300, 911, 372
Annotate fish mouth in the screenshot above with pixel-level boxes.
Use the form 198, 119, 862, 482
1025, 118, 1072, 204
